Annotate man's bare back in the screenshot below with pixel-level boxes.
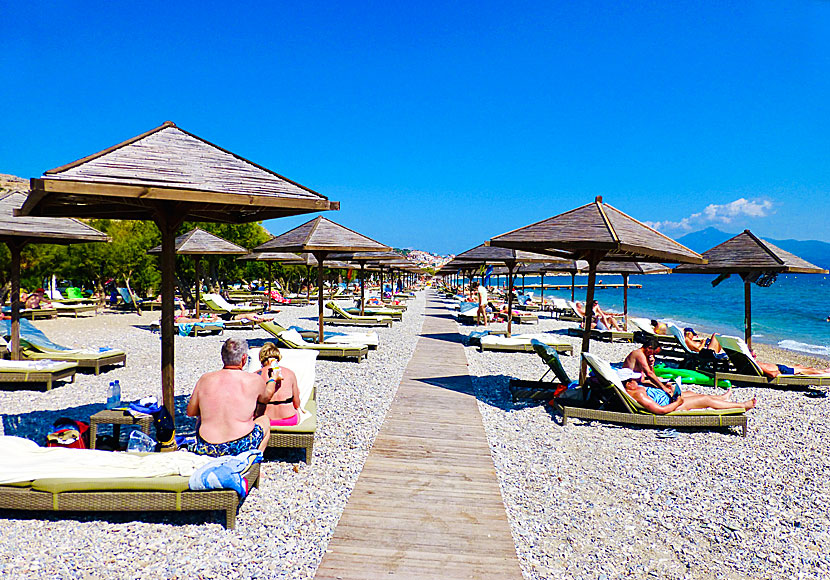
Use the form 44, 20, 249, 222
187, 367, 272, 445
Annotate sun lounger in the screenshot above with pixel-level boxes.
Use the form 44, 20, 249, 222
116, 288, 161, 311
566, 326, 633, 343
344, 306, 402, 320
53, 302, 98, 317
1, 319, 126, 375
508, 340, 577, 402
664, 324, 733, 373
203, 293, 264, 316
479, 333, 574, 355
324, 302, 393, 327
151, 320, 225, 337
554, 352, 747, 436
259, 323, 369, 362
249, 348, 318, 463
714, 335, 830, 388
0, 360, 77, 390
18, 307, 58, 320
0, 444, 260, 529
260, 321, 378, 348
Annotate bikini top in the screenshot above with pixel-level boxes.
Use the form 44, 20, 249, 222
267, 396, 294, 405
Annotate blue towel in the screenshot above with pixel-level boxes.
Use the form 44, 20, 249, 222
0, 319, 71, 351
459, 302, 478, 314
189, 450, 262, 497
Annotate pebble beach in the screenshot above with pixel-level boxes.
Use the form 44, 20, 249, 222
1, 291, 829, 579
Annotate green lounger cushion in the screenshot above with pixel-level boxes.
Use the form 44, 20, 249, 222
31, 476, 190, 494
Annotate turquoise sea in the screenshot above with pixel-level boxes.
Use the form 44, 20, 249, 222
499, 273, 830, 358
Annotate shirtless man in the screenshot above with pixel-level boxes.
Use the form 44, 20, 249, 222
25, 289, 52, 310
683, 327, 725, 356
187, 337, 276, 456
622, 374, 756, 414
623, 338, 673, 396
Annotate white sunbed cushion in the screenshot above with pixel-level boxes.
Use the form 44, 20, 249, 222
480, 333, 567, 347
279, 329, 308, 346
324, 331, 379, 347
0, 360, 71, 371
582, 352, 624, 389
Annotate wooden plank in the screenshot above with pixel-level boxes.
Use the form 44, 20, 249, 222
315, 292, 521, 579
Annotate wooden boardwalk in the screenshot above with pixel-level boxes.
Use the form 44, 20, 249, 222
315, 293, 522, 579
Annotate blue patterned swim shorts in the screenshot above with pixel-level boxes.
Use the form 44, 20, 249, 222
192, 424, 264, 457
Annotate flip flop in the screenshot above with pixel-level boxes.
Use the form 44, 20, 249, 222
656, 428, 679, 439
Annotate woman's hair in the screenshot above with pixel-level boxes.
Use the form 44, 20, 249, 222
259, 341, 282, 365
221, 337, 249, 366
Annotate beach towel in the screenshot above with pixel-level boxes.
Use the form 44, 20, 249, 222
188, 450, 262, 497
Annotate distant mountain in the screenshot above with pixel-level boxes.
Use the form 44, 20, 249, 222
675, 227, 830, 270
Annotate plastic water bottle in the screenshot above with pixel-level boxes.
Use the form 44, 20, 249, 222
106, 381, 117, 409
113, 380, 121, 408
127, 430, 157, 453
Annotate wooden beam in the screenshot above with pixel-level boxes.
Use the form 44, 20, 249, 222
8, 241, 23, 360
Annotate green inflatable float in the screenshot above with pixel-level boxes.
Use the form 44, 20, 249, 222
654, 363, 731, 389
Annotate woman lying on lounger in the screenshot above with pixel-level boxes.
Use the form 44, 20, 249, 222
620, 369, 756, 414
750, 350, 830, 379
255, 342, 301, 427
175, 305, 275, 324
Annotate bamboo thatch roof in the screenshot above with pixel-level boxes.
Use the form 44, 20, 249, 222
20, 122, 338, 223
489, 197, 704, 264
253, 217, 390, 254
0, 192, 108, 245
147, 228, 247, 255
673, 230, 826, 274
454, 243, 556, 265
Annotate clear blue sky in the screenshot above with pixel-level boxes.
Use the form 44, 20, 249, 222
2, 1, 828, 254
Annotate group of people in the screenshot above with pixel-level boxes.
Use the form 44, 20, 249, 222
573, 300, 622, 331
186, 338, 301, 457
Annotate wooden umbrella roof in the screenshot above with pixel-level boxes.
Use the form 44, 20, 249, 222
673, 230, 826, 274
0, 192, 108, 245
489, 196, 704, 264
582, 260, 672, 275
19, 122, 338, 223
147, 227, 247, 255
253, 217, 390, 254
328, 250, 403, 262
454, 243, 555, 265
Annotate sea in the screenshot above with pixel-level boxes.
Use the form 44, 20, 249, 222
498, 273, 830, 358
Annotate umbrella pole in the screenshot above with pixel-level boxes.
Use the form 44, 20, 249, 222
360, 262, 366, 316
522, 273, 525, 294
744, 279, 752, 349
571, 272, 576, 301
306, 266, 311, 302
622, 274, 629, 331
267, 262, 272, 311
506, 263, 515, 337
157, 213, 181, 418
314, 252, 328, 344
540, 271, 545, 314
9, 241, 22, 360
194, 256, 201, 318
579, 253, 602, 385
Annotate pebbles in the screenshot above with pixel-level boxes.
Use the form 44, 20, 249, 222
463, 309, 830, 580
0, 295, 425, 579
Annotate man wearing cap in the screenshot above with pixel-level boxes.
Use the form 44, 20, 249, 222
683, 327, 726, 359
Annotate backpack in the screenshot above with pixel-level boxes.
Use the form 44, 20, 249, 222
46, 418, 90, 449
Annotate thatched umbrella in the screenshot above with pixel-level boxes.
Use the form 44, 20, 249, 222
148, 228, 247, 317
673, 230, 826, 348
0, 191, 109, 359
18, 121, 337, 417
237, 251, 306, 310
454, 244, 553, 336
489, 196, 704, 382
580, 260, 671, 329
252, 217, 389, 342
329, 251, 402, 315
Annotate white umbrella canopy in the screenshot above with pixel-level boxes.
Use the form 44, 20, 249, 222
489, 196, 704, 382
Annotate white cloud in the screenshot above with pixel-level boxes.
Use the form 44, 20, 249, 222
645, 198, 774, 233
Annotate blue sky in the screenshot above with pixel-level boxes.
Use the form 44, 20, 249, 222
2, 1, 828, 254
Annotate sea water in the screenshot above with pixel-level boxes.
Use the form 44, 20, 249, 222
501, 273, 830, 358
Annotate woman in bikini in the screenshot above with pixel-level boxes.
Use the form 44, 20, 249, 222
257, 342, 301, 427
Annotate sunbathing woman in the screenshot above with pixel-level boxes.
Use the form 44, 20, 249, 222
256, 342, 301, 427
621, 373, 756, 415
750, 351, 830, 378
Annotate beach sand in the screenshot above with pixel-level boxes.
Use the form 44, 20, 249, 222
1, 293, 828, 579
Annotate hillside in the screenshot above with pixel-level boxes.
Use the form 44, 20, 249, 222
0, 173, 28, 194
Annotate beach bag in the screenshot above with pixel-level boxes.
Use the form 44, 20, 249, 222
46, 418, 90, 449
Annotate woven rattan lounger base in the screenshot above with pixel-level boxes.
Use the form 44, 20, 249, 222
0, 464, 260, 529
566, 327, 634, 342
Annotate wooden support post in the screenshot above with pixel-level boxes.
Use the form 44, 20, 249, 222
579, 252, 603, 385
540, 271, 545, 313
571, 272, 576, 301
155, 207, 184, 420
506, 262, 515, 337
194, 256, 202, 318
744, 279, 752, 349
622, 273, 629, 331
267, 262, 272, 311
314, 251, 328, 343
359, 262, 366, 316
8, 241, 23, 361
